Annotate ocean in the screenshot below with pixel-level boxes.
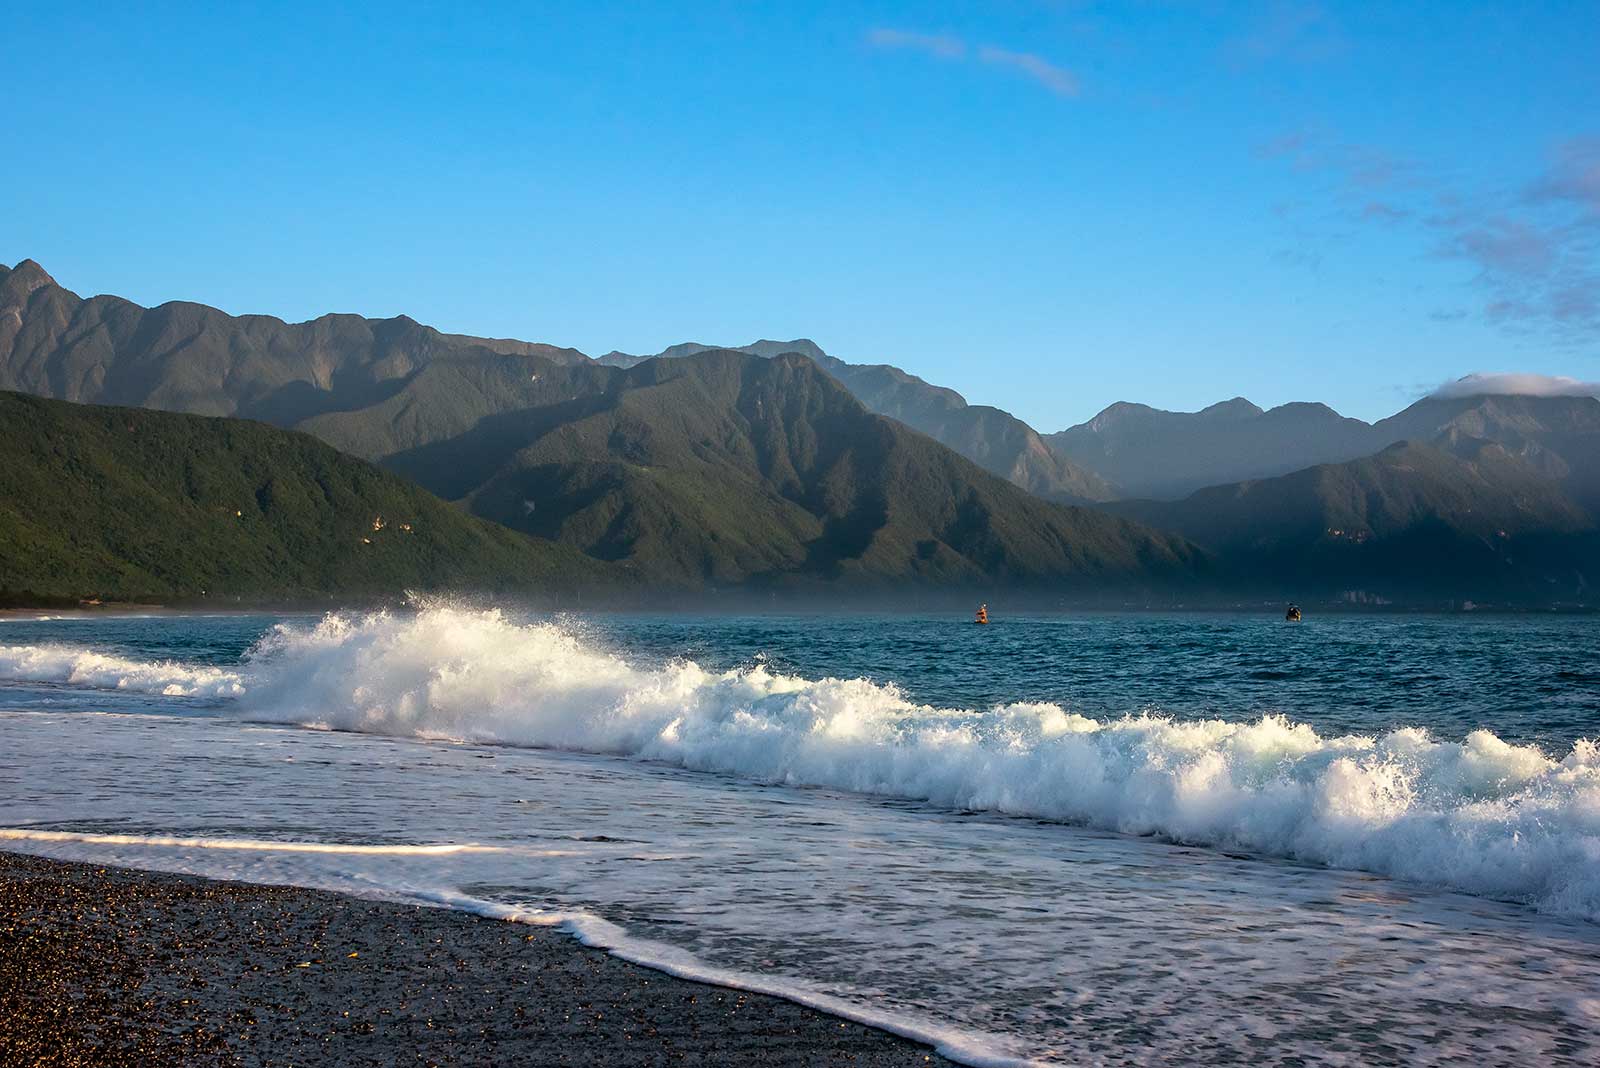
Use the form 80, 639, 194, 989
2, 605, 1597, 1066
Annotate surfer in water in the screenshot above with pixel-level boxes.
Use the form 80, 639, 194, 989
975, 604, 989, 625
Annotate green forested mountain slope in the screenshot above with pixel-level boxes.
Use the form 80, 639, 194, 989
386, 350, 1205, 590
0, 391, 611, 602
599, 338, 1113, 502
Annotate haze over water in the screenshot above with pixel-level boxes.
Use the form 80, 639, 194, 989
3, 608, 1598, 1065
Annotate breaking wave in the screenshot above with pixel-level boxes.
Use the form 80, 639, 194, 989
12, 607, 1600, 919
0, 643, 246, 697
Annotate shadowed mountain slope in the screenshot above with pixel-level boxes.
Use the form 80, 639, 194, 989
0, 391, 611, 603
1105, 440, 1598, 603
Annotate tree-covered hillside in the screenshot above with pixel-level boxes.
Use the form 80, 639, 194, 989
387, 350, 1207, 591
0, 392, 611, 603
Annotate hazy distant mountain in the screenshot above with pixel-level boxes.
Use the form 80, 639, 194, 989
385, 349, 1202, 589
1374, 393, 1600, 511
1049, 390, 1600, 505
1106, 440, 1597, 603
0, 391, 610, 604
1047, 397, 1377, 500
599, 338, 1113, 503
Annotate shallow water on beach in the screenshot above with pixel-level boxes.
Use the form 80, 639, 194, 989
2, 608, 1598, 1066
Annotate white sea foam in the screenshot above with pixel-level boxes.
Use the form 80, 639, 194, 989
407, 886, 1040, 1068
11, 607, 1600, 919
0, 828, 503, 855
0, 643, 246, 696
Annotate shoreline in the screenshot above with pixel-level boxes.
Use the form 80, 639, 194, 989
4, 602, 1596, 621
1, 850, 956, 1067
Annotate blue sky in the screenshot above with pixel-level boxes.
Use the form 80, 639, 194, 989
8, 2, 1597, 428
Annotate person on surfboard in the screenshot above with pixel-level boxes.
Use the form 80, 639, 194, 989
975, 604, 989, 625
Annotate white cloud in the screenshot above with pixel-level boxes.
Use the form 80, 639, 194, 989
866, 28, 966, 60
867, 29, 1079, 97
1262, 130, 1600, 341
1430, 373, 1600, 400
976, 46, 1080, 97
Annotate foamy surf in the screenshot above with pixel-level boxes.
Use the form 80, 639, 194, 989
0, 643, 245, 697
406, 886, 1043, 1068
0, 819, 1037, 1068
11, 606, 1600, 919
0, 829, 502, 855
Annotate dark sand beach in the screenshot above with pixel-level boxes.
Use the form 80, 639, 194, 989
0, 852, 954, 1067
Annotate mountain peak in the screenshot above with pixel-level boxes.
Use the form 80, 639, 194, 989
1198, 397, 1264, 419
739, 338, 829, 362
2, 258, 57, 300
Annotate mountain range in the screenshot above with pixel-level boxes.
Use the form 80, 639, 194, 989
0, 261, 1203, 599
4, 257, 1597, 606
1050, 391, 1600, 504
573, 338, 1600, 605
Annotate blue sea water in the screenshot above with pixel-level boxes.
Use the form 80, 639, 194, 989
2, 607, 1598, 1066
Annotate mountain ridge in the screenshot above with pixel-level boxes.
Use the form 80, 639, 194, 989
382, 348, 1205, 590
599, 337, 1113, 502
1050, 391, 1600, 502
2, 265, 1110, 502
1, 262, 1204, 597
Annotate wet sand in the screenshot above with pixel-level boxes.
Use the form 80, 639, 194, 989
0, 851, 955, 1067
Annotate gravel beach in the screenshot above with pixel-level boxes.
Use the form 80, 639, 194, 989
0, 851, 955, 1067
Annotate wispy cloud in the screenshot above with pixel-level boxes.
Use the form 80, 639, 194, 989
1361, 201, 1409, 223
867, 28, 1080, 98
1529, 136, 1600, 214
1263, 129, 1600, 343
1430, 373, 1600, 399
976, 46, 1080, 97
866, 28, 966, 60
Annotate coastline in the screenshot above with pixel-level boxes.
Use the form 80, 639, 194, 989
0, 851, 955, 1067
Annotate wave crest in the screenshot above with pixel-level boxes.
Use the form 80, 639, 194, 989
0, 643, 245, 697
234, 607, 1600, 919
